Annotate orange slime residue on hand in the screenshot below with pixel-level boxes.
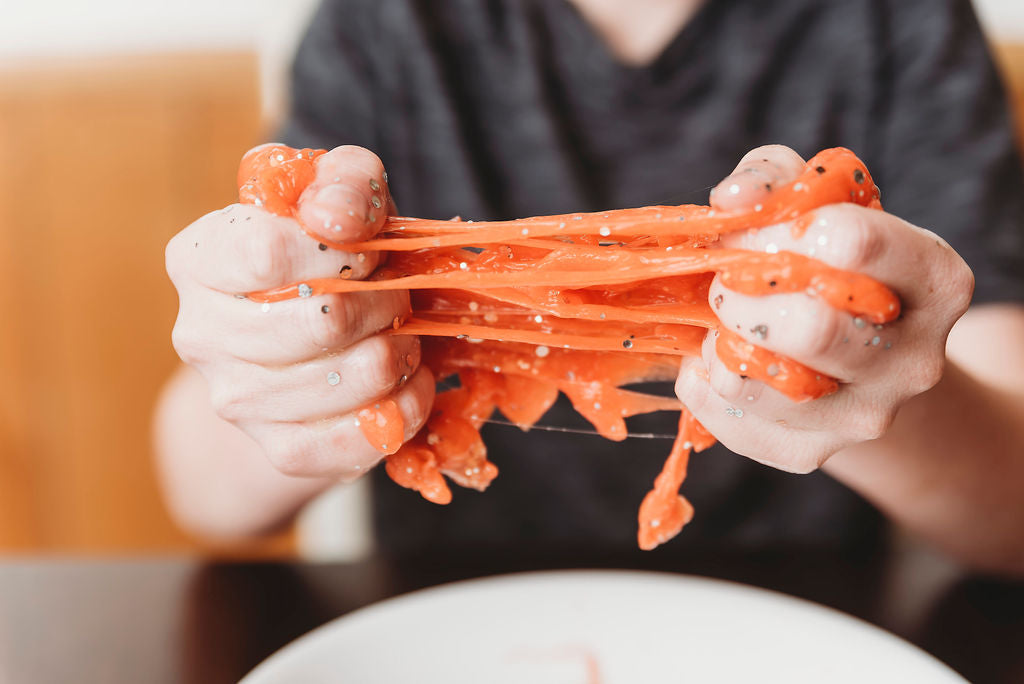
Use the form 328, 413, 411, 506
235, 145, 900, 550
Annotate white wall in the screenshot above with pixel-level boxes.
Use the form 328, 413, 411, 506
0, 0, 308, 58
5, 0, 1023, 61
974, 0, 1024, 40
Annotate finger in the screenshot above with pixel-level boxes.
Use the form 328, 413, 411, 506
248, 366, 435, 479
168, 204, 379, 294
174, 288, 411, 365
709, 278, 901, 382
718, 204, 960, 310
208, 334, 421, 423
700, 331, 852, 431
675, 356, 831, 474
710, 145, 807, 212
296, 146, 391, 244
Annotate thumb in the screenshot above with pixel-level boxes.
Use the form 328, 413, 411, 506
710, 144, 806, 212
296, 145, 393, 245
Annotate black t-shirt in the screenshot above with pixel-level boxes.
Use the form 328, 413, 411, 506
282, 0, 1024, 557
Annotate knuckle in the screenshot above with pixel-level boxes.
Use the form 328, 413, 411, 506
913, 354, 946, 394
945, 259, 975, 316
242, 227, 290, 286
357, 336, 404, 398
829, 209, 884, 271
783, 439, 836, 474
207, 382, 251, 423
305, 295, 356, 350
164, 231, 194, 285
263, 441, 316, 478
785, 456, 819, 475
707, 362, 741, 402
789, 308, 842, 359
404, 369, 436, 437
171, 319, 205, 365
854, 408, 897, 441
675, 367, 712, 416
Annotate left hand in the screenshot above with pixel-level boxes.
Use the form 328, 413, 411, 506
674, 145, 975, 473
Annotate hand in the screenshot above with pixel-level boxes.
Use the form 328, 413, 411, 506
674, 145, 974, 473
166, 146, 434, 480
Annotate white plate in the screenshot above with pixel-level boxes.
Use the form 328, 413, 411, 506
242, 570, 965, 684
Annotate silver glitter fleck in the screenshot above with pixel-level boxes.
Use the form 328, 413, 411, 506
261, 302, 271, 313
534, 315, 543, 323
371, 195, 382, 209
357, 253, 367, 263
298, 283, 313, 298
817, 235, 828, 246
751, 324, 769, 340
884, 341, 893, 350
459, 262, 469, 271
493, 365, 501, 373
871, 336, 881, 346
725, 406, 744, 418
853, 317, 866, 329
747, 395, 756, 402
535, 345, 550, 358
369, 178, 380, 191
599, 227, 611, 237
754, 204, 763, 212
765, 243, 779, 254
767, 364, 780, 377
739, 363, 748, 372
327, 371, 341, 386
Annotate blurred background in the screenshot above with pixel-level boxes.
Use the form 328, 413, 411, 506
0, 0, 1022, 558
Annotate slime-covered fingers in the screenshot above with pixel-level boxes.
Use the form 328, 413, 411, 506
234, 143, 903, 550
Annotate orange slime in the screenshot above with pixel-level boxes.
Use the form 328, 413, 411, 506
236, 143, 899, 550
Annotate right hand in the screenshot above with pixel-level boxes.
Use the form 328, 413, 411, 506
166, 145, 435, 481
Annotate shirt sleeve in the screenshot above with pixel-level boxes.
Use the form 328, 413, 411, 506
277, 0, 377, 151
871, 0, 1024, 306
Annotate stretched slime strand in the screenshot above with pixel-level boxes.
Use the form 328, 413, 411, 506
236, 144, 900, 550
